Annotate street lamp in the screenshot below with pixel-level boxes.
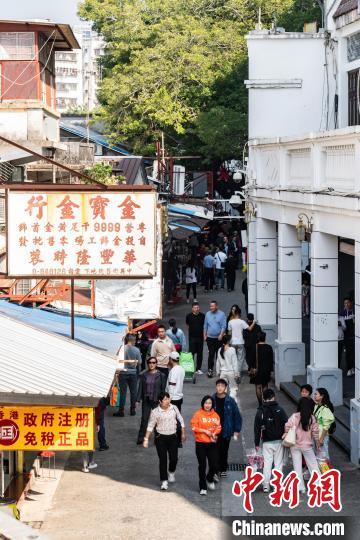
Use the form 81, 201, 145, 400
296, 213, 313, 242
233, 171, 243, 183
244, 201, 256, 224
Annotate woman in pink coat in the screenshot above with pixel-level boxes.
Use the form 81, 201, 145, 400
284, 398, 320, 493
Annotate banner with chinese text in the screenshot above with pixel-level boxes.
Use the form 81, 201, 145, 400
0, 406, 94, 451
7, 190, 156, 278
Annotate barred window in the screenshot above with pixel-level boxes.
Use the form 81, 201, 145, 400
0, 32, 35, 60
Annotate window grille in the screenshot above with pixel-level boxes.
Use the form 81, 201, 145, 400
0, 32, 35, 60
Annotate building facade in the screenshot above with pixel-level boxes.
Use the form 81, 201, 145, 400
246, 0, 360, 464
55, 23, 105, 113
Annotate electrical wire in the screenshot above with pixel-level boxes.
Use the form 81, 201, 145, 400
0, 30, 55, 100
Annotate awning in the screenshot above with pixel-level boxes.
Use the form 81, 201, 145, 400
0, 313, 117, 406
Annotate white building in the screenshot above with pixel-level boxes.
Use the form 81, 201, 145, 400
246, 0, 360, 464
55, 23, 105, 112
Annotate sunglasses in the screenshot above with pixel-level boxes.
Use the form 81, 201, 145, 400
148, 361, 156, 365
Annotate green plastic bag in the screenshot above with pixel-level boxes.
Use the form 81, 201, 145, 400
179, 351, 195, 376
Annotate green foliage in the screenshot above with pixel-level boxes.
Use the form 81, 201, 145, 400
84, 162, 126, 185
79, 0, 321, 166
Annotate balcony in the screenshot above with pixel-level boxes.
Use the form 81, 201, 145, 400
249, 126, 360, 194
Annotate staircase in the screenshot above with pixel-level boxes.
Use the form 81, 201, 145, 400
281, 375, 351, 455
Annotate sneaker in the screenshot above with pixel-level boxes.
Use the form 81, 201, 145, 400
207, 482, 215, 491
263, 486, 269, 493
220, 471, 228, 478
99, 445, 109, 451
88, 462, 98, 470
113, 411, 124, 417
196, 369, 203, 375
194, 299, 198, 302
347, 369, 353, 377
82, 467, 89, 473
160, 481, 168, 491
213, 473, 220, 483
200, 489, 207, 496
207, 369, 213, 378
168, 472, 176, 483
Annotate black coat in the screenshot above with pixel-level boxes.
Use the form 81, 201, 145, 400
249, 343, 274, 385
137, 370, 166, 402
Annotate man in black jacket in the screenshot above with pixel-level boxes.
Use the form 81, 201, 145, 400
185, 302, 205, 374
254, 388, 288, 492
136, 357, 166, 444
243, 313, 262, 370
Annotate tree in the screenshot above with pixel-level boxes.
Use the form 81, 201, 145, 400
84, 162, 126, 185
79, 0, 321, 166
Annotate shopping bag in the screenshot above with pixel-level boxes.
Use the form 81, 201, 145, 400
282, 426, 296, 447
179, 351, 195, 377
110, 381, 120, 407
246, 448, 264, 471
316, 449, 332, 473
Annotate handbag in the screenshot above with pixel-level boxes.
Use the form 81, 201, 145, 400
110, 379, 120, 407
282, 426, 296, 447
216, 253, 226, 269
249, 344, 258, 380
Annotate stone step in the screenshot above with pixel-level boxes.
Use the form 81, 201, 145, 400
334, 405, 350, 431
293, 374, 306, 387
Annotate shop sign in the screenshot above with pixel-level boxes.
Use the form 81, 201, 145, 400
7, 190, 156, 278
0, 406, 94, 451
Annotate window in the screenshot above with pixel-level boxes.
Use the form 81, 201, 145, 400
0, 32, 35, 60
348, 69, 360, 126
348, 33, 360, 62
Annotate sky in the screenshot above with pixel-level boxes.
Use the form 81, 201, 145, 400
0, 0, 83, 26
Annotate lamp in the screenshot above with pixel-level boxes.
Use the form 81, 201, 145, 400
244, 201, 256, 224
233, 171, 243, 183
296, 213, 312, 242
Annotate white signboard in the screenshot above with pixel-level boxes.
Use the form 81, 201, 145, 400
7, 190, 156, 278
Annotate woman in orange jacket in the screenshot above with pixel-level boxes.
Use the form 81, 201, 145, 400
190, 395, 221, 495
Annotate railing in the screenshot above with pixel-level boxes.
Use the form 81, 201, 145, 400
249, 126, 360, 193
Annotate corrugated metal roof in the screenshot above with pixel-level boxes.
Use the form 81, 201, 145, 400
0, 313, 117, 406
60, 122, 131, 156
333, 0, 358, 18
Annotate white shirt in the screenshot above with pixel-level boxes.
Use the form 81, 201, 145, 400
167, 364, 185, 400
215, 251, 227, 269
185, 267, 197, 284
227, 318, 249, 345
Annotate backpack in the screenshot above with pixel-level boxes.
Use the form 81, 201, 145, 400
261, 406, 285, 441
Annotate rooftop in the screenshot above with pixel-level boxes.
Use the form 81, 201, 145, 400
333, 0, 358, 19
0, 19, 80, 51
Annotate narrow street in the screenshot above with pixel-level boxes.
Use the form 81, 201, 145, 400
38, 274, 360, 538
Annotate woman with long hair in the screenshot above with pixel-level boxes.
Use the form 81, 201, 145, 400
313, 388, 335, 460
190, 395, 221, 495
166, 318, 187, 351
284, 397, 320, 493
226, 304, 242, 327
185, 258, 197, 303
248, 331, 274, 406
215, 335, 239, 398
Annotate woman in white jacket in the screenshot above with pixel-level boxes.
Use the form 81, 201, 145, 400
216, 335, 239, 399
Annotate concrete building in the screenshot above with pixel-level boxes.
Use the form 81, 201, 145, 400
55, 23, 105, 113
246, 0, 360, 464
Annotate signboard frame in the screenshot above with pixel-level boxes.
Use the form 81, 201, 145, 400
5, 184, 157, 280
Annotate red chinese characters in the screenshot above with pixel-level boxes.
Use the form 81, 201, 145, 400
270, 470, 300, 509
25, 195, 47, 220
118, 195, 140, 220
89, 195, 110, 220
308, 469, 342, 512
56, 195, 80, 219
232, 466, 264, 513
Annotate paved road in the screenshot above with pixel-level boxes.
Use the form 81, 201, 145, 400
41, 275, 360, 539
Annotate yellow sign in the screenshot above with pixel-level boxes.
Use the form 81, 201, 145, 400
0, 406, 94, 451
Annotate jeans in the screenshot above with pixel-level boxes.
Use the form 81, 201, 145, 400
189, 337, 204, 371
262, 441, 284, 488
216, 435, 231, 473
97, 419, 107, 448
138, 398, 157, 442
155, 433, 178, 481
82, 451, 94, 468
206, 337, 221, 371
204, 268, 214, 290
313, 434, 330, 461
215, 268, 225, 289
234, 344, 247, 372
290, 446, 320, 491
186, 282, 197, 300
195, 442, 217, 490
118, 372, 138, 412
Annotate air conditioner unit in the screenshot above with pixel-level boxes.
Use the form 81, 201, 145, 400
173, 165, 185, 195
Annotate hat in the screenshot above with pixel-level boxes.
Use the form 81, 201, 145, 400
247, 313, 254, 321
169, 351, 180, 361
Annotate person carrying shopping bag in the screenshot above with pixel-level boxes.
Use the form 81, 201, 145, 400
215, 335, 239, 399
190, 395, 221, 495
283, 397, 320, 494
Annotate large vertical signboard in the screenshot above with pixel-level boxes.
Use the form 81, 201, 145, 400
6, 188, 156, 278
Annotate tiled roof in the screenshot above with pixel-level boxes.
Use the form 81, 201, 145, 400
333, 0, 358, 18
